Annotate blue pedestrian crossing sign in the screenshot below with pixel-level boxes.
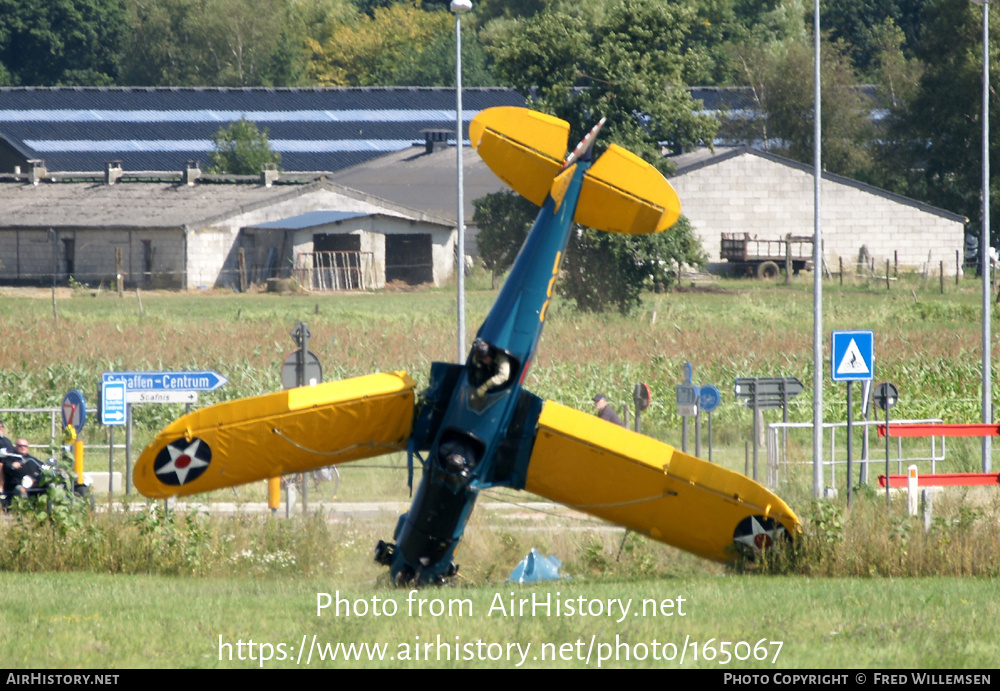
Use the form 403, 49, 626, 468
831, 330, 874, 382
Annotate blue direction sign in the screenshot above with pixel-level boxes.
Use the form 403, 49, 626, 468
831, 330, 874, 382
101, 381, 127, 426
676, 362, 699, 417
102, 370, 228, 392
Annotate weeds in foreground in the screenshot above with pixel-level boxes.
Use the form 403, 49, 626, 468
735, 491, 1000, 577
0, 483, 996, 581
0, 507, 358, 577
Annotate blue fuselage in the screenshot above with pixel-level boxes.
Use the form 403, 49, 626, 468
384, 161, 588, 585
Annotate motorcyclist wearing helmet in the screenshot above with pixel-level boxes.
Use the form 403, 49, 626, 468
471, 338, 511, 400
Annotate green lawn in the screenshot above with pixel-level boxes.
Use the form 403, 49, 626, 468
4, 571, 996, 668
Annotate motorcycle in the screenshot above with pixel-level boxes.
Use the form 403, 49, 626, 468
0, 448, 93, 511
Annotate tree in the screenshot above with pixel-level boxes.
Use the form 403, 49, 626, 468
473, 190, 537, 288
475, 190, 706, 313
483, 0, 718, 168
877, 0, 1000, 249
820, 0, 930, 79
559, 217, 705, 314
0, 0, 129, 85
207, 119, 282, 175
119, 0, 309, 86
476, 0, 712, 314
306, 2, 494, 86
727, 34, 879, 182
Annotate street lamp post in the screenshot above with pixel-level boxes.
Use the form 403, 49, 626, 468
812, 0, 824, 498
973, 0, 992, 473
452, 0, 472, 363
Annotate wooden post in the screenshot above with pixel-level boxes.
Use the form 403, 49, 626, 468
894, 250, 898, 277
940, 260, 944, 294
784, 235, 792, 285
839, 256, 844, 286
238, 248, 247, 293
115, 246, 123, 297
956, 250, 961, 285
886, 259, 890, 290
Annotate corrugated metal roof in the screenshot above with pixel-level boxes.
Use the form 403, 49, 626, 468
0, 87, 526, 173
0, 175, 452, 229
327, 143, 508, 223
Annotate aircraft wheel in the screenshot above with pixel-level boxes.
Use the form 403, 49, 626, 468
393, 565, 416, 587
756, 261, 780, 280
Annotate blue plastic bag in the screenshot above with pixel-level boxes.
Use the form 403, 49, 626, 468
507, 548, 565, 583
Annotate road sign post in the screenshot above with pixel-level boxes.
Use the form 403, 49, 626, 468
832, 330, 875, 507
61, 389, 87, 485
676, 363, 699, 453
287, 322, 324, 514
699, 385, 721, 461
734, 377, 804, 482
632, 382, 651, 435
874, 382, 899, 512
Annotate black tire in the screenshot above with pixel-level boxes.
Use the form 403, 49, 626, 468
757, 261, 780, 280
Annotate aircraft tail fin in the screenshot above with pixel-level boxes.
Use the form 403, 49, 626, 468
577, 144, 682, 234
469, 106, 567, 207
471, 107, 681, 234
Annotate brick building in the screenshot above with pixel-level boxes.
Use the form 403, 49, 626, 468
670, 148, 967, 276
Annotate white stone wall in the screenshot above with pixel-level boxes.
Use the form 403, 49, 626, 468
186, 225, 234, 289
286, 216, 454, 289
200, 188, 455, 289
0, 229, 54, 281
0, 228, 184, 286
671, 152, 967, 276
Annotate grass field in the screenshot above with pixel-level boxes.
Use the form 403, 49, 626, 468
4, 571, 998, 668
0, 271, 998, 669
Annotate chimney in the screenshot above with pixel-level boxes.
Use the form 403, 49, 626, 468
27, 159, 46, 185
183, 160, 201, 186
421, 129, 451, 154
260, 162, 279, 187
105, 160, 123, 185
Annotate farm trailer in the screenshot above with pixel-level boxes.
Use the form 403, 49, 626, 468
720, 233, 814, 278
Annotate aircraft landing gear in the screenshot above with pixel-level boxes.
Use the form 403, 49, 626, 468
374, 540, 395, 566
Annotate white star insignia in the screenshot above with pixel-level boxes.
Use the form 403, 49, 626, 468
734, 516, 786, 553
155, 439, 210, 485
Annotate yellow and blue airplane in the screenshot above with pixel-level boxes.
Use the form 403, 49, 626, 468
134, 107, 800, 585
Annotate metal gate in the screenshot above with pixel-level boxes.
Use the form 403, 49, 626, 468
294, 251, 375, 291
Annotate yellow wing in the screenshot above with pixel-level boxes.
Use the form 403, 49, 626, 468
470, 106, 681, 234
525, 401, 800, 561
134, 371, 416, 499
